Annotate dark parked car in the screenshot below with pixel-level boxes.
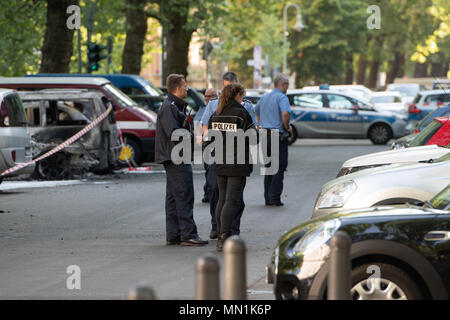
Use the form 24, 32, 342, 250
267, 185, 450, 300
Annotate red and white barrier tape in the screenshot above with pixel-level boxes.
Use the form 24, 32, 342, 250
0, 106, 113, 178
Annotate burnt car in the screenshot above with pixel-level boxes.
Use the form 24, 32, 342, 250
18, 90, 122, 179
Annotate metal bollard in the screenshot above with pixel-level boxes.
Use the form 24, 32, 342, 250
224, 236, 247, 300
196, 254, 220, 300
128, 285, 157, 300
327, 231, 352, 300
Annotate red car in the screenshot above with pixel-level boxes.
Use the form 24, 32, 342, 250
409, 116, 450, 148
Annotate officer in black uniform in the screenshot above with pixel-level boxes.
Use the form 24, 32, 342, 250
155, 74, 208, 246
208, 83, 256, 251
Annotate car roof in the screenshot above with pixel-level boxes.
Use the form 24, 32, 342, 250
0, 77, 111, 86
371, 91, 402, 96
417, 89, 449, 95
18, 89, 106, 100
287, 89, 370, 102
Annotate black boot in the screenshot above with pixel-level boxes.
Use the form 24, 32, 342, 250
216, 232, 232, 252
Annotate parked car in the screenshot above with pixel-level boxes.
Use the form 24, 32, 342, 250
0, 89, 34, 183
393, 115, 450, 150
337, 145, 449, 177
312, 151, 450, 218
407, 90, 450, 126
302, 85, 373, 100
369, 91, 407, 116
267, 185, 450, 300
27, 73, 164, 97
286, 90, 407, 145
129, 94, 165, 113
393, 105, 450, 148
0, 77, 157, 165
18, 90, 121, 179
387, 83, 426, 105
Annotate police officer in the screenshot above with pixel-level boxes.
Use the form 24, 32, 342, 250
208, 83, 256, 251
201, 72, 257, 239
255, 74, 291, 206
194, 88, 218, 203
155, 74, 208, 246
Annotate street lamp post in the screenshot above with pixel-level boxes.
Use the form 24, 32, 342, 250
283, 3, 305, 75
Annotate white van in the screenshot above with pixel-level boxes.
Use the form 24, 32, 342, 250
0, 89, 34, 183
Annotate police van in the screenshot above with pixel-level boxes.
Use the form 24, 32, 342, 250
286, 89, 407, 145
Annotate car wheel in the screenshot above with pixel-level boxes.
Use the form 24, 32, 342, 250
118, 137, 142, 166
350, 263, 423, 300
34, 152, 72, 180
287, 125, 297, 145
368, 123, 392, 145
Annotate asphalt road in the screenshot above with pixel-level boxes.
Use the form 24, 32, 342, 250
0, 139, 390, 299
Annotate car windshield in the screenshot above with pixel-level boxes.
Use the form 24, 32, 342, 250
103, 83, 137, 107
409, 120, 443, 147
417, 107, 450, 130
388, 84, 419, 97
430, 185, 450, 210
434, 150, 450, 163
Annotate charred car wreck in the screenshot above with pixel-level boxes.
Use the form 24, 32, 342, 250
18, 90, 122, 179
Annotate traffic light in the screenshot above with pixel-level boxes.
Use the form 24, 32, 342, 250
202, 42, 213, 60
87, 43, 107, 73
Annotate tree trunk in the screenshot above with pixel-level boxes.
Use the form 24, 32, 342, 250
344, 55, 353, 84
356, 54, 367, 85
414, 62, 428, 77
387, 52, 405, 84
40, 0, 78, 73
121, 0, 148, 74
431, 62, 446, 77
161, 1, 194, 82
368, 60, 379, 89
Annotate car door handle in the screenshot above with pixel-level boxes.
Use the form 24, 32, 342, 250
424, 231, 450, 241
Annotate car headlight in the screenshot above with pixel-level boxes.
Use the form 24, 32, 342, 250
315, 181, 356, 210
293, 219, 341, 254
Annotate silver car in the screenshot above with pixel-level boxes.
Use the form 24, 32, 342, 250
0, 89, 34, 183
287, 90, 407, 145
313, 151, 450, 218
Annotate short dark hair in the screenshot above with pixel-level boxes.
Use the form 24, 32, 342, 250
222, 72, 238, 83
166, 74, 185, 93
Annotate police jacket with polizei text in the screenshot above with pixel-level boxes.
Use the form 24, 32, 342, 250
155, 93, 192, 164
208, 99, 256, 177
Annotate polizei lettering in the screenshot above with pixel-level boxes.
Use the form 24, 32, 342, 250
211, 121, 237, 132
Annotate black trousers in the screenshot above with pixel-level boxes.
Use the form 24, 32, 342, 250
264, 136, 288, 203
164, 163, 198, 241
215, 175, 247, 235
208, 164, 244, 235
